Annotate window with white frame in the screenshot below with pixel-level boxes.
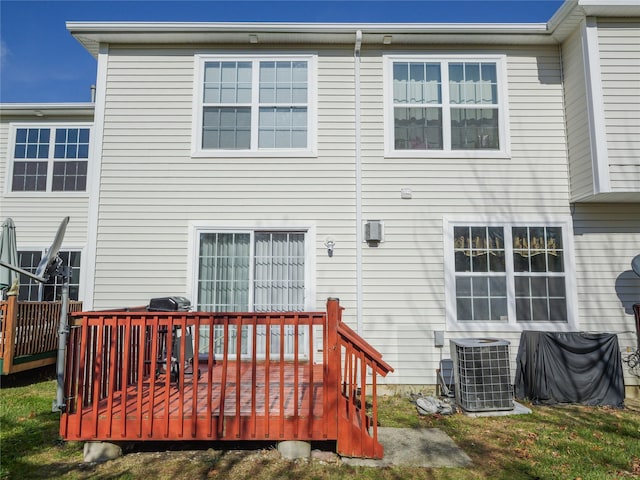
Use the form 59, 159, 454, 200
196, 230, 307, 358
386, 55, 506, 155
10, 126, 90, 192
17, 250, 81, 301
447, 221, 572, 329
196, 55, 314, 153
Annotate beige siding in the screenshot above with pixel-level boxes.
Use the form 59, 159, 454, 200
0, 115, 91, 255
93, 46, 357, 309
358, 46, 571, 385
94, 42, 638, 387
573, 203, 640, 386
0, 121, 8, 212
562, 27, 595, 200
598, 20, 640, 191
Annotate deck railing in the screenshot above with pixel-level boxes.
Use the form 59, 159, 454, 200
60, 298, 393, 459
0, 295, 83, 374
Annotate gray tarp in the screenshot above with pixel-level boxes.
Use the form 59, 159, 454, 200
515, 331, 624, 407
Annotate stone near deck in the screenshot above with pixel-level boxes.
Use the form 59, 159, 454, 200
278, 440, 311, 460
83, 441, 122, 463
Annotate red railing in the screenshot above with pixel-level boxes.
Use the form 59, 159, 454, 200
332, 300, 393, 458
0, 296, 83, 374
59, 298, 392, 458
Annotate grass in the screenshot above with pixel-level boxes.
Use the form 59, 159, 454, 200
1, 366, 639, 479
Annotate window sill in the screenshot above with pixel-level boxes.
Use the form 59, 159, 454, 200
3, 191, 90, 198
384, 149, 511, 160
446, 320, 578, 334
192, 149, 318, 159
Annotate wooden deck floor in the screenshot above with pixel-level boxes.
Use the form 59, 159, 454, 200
100, 361, 326, 418
65, 360, 329, 441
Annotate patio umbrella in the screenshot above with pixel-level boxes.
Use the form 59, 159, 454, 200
0, 218, 19, 291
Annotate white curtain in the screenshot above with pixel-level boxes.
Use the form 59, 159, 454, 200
197, 231, 305, 358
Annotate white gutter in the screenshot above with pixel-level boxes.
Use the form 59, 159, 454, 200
354, 30, 363, 335
66, 21, 549, 34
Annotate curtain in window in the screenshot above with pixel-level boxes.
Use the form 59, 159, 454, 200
254, 232, 305, 312
198, 232, 250, 312
197, 231, 305, 358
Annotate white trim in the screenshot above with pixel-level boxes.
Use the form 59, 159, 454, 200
581, 17, 610, 195
354, 31, 363, 335
14, 246, 86, 302
191, 53, 317, 158
443, 215, 578, 333
188, 221, 316, 312
383, 53, 511, 159
4, 122, 93, 195
84, 44, 109, 310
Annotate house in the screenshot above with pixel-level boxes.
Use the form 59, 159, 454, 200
0, 103, 94, 301
1, 0, 639, 398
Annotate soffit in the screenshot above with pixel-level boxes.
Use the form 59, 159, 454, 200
0, 103, 95, 119
67, 22, 555, 58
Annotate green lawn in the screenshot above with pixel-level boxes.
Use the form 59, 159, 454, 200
1, 367, 639, 480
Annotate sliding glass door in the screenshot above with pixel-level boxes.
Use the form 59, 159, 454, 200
196, 230, 306, 359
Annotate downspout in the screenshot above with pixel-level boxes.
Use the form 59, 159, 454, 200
354, 30, 363, 335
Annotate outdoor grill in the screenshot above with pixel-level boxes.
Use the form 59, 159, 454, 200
146, 296, 196, 386
147, 296, 191, 312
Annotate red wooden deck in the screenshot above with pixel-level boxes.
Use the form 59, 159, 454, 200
0, 296, 83, 374
60, 299, 393, 458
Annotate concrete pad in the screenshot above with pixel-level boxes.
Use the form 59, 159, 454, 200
461, 400, 532, 418
341, 427, 471, 468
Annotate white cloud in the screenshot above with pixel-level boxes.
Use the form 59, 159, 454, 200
0, 40, 9, 67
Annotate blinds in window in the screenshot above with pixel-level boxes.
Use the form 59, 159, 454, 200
197, 231, 305, 312
254, 232, 305, 312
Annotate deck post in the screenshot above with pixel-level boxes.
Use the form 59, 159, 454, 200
325, 298, 341, 439
2, 294, 18, 374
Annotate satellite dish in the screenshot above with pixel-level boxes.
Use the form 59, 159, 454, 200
35, 217, 69, 279
632, 255, 640, 277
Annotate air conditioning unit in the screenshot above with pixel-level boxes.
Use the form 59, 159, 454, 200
451, 338, 513, 412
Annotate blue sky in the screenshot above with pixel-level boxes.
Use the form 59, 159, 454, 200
0, 0, 564, 103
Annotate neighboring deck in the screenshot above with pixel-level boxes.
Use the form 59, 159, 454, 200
0, 296, 82, 374
60, 299, 393, 458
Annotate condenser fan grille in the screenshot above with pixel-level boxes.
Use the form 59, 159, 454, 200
451, 339, 514, 412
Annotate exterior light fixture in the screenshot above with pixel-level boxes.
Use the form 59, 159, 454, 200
383, 35, 392, 45
249, 34, 258, 44
324, 239, 335, 257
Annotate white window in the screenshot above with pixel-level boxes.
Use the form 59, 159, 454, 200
9, 125, 91, 192
195, 229, 308, 358
445, 219, 576, 331
17, 250, 82, 301
385, 55, 509, 157
193, 55, 316, 156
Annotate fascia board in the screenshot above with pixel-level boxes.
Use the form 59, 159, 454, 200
0, 103, 95, 117
67, 21, 553, 57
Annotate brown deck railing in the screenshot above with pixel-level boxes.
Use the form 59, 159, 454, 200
0, 296, 83, 374
60, 298, 393, 459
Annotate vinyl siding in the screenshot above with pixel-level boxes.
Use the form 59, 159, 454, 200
93, 46, 357, 309
573, 203, 640, 386
0, 115, 91, 260
0, 121, 8, 211
562, 26, 595, 200
597, 20, 640, 191
358, 45, 571, 385
92, 41, 638, 388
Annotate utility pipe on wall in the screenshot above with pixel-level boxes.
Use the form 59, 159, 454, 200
354, 30, 363, 335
